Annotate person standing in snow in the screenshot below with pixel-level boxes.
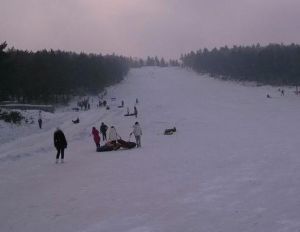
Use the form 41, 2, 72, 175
130, 122, 142, 148
54, 128, 67, 163
38, 110, 43, 129
91, 127, 100, 149
100, 122, 108, 141
108, 126, 120, 144
134, 106, 138, 118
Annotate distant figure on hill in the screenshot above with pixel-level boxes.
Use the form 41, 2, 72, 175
72, 117, 80, 124
136, 98, 139, 104
38, 111, 43, 129
281, 89, 285, 96
134, 106, 138, 118
164, 127, 176, 135
91, 127, 100, 149
266, 94, 271, 98
130, 122, 142, 148
54, 128, 67, 163
118, 100, 125, 108
100, 122, 108, 141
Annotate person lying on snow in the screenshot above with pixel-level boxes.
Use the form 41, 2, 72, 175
97, 140, 136, 152
164, 127, 176, 135
97, 141, 121, 152
72, 117, 80, 124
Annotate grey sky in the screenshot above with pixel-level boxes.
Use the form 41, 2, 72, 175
1, 0, 300, 59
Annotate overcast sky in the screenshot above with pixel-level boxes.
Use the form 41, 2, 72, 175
1, 0, 300, 59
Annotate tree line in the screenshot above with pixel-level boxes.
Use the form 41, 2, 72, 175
0, 42, 129, 104
127, 56, 180, 68
181, 44, 300, 86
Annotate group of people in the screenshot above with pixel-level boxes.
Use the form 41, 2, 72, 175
91, 121, 142, 150
53, 96, 142, 163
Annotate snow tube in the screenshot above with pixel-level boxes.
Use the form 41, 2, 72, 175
117, 139, 136, 149
97, 145, 114, 152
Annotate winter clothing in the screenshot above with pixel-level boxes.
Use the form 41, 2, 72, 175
108, 126, 119, 142
132, 123, 142, 136
38, 111, 42, 129
134, 106, 138, 118
92, 127, 100, 148
54, 129, 67, 161
38, 118, 42, 129
100, 123, 108, 141
130, 122, 142, 147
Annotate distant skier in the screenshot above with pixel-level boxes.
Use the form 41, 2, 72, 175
266, 94, 271, 98
100, 122, 108, 141
38, 111, 42, 129
134, 106, 138, 118
91, 127, 100, 149
54, 128, 67, 163
130, 122, 142, 148
281, 89, 285, 96
135, 98, 139, 104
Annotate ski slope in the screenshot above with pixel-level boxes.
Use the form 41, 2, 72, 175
1, 67, 300, 232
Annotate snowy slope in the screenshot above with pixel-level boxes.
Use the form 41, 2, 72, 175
1, 67, 300, 232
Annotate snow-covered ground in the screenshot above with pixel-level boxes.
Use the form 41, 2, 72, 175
1, 67, 300, 232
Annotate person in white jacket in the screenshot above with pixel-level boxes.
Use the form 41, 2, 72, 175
108, 126, 120, 144
130, 122, 142, 147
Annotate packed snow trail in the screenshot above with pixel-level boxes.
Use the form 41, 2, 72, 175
1, 67, 300, 232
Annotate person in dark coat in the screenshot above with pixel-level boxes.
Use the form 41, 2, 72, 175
100, 122, 108, 141
134, 106, 138, 118
38, 111, 42, 129
54, 128, 67, 163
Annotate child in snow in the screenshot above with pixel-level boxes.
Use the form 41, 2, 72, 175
130, 122, 142, 148
91, 127, 101, 149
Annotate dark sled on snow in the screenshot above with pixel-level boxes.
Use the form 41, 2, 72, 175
124, 113, 136, 117
117, 139, 136, 149
96, 140, 136, 152
97, 143, 121, 152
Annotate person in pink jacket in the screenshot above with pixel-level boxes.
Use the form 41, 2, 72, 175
92, 127, 100, 149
